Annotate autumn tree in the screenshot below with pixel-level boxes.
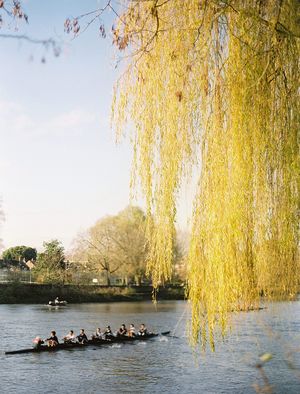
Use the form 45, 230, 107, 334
111, 206, 149, 285
74, 206, 148, 285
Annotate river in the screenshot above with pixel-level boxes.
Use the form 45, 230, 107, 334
1, 300, 300, 393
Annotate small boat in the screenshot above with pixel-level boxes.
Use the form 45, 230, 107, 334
47, 299, 68, 307
5, 332, 171, 355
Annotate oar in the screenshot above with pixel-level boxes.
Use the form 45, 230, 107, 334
161, 331, 180, 339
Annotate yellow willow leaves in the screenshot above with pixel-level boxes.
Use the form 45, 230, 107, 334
112, 0, 300, 349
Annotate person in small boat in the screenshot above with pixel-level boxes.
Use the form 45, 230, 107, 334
33, 336, 44, 349
103, 325, 114, 340
117, 324, 127, 337
138, 324, 148, 336
77, 329, 88, 344
91, 328, 103, 340
54, 297, 60, 305
63, 330, 76, 343
128, 324, 136, 337
46, 331, 59, 347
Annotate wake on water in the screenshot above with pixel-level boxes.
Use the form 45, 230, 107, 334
159, 336, 169, 342
111, 344, 122, 349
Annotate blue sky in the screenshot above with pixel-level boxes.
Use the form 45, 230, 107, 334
0, 0, 192, 252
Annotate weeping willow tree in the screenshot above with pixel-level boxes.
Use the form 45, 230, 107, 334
111, 0, 300, 349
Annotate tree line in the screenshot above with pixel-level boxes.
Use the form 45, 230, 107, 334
1, 206, 187, 285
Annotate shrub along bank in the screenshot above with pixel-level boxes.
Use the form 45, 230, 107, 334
0, 283, 184, 304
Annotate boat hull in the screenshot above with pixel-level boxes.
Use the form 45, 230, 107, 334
47, 301, 67, 307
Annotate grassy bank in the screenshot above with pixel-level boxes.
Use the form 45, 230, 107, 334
0, 283, 185, 304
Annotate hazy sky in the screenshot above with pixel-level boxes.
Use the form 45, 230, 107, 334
0, 0, 193, 252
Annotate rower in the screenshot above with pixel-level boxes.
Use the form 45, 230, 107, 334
103, 325, 114, 340
128, 324, 136, 337
91, 328, 102, 340
54, 297, 60, 305
63, 330, 76, 343
138, 324, 148, 336
77, 329, 88, 344
46, 331, 59, 347
117, 324, 127, 337
33, 336, 44, 349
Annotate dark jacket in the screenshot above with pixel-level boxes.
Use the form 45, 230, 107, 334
77, 333, 88, 343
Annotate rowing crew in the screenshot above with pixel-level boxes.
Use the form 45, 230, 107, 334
32, 324, 149, 348
93, 323, 148, 340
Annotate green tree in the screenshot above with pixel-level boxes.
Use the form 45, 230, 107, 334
34, 240, 66, 283
23, 247, 37, 262
2, 245, 37, 262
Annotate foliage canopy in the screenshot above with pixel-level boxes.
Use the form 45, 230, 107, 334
111, 0, 300, 348
34, 240, 66, 283
73, 206, 148, 285
2, 245, 37, 262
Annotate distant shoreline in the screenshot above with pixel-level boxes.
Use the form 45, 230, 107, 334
0, 282, 185, 304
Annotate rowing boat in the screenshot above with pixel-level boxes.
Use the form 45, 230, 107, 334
47, 300, 68, 307
5, 331, 170, 355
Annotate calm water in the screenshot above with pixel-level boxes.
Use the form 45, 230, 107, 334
1, 300, 300, 393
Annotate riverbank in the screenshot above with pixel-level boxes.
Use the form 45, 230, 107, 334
0, 282, 185, 304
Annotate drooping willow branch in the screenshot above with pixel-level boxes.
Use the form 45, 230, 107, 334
110, 0, 300, 350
